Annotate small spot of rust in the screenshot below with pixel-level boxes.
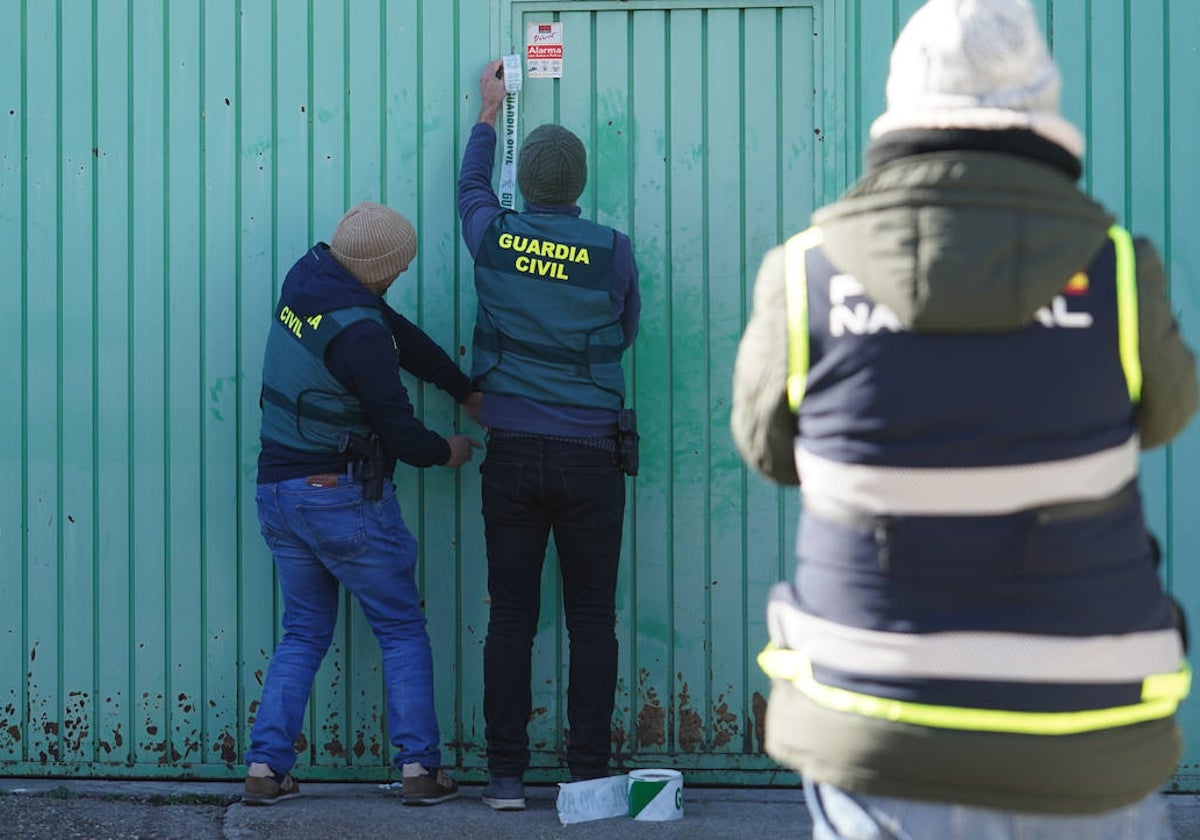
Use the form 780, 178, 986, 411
323, 737, 345, 757
6, 725, 20, 741
531, 707, 547, 717
254, 670, 264, 686
677, 681, 702, 753
636, 702, 665, 747
353, 732, 366, 758
146, 725, 158, 736
635, 668, 666, 747
43, 721, 58, 736
29, 644, 37, 662
610, 721, 628, 754
294, 733, 308, 753
751, 691, 768, 753
114, 726, 124, 747
215, 732, 237, 764
712, 696, 739, 748
249, 700, 260, 714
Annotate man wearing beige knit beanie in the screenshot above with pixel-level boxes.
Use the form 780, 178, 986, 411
246, 201, 482, 807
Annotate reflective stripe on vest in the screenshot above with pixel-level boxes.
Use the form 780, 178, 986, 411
783, 225, 1143, 411
1110, 224, 1143, 403
766, 589, 1185, 684
795, 435, 1139, 515
783, 227, 822, 412
758, 642, 1189, 735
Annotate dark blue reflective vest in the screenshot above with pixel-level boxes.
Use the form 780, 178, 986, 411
471, 213, 625, 410
260, 303, 385, 452
758, 226, 1189, 737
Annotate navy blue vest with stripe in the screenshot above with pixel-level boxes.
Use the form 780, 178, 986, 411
782, 238, 1180, 722
260, 304, 384, 452
800, 243, 1134, 468
471, 213, 625, 410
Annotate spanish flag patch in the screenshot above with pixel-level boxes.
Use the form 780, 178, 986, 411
1063, 272, 1089, 295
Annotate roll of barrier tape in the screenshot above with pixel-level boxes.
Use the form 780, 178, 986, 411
627, 768, 683, 821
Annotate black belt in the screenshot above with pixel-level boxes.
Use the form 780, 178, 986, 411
487, 427, 617, 453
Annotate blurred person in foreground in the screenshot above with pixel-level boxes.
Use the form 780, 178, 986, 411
457, 59, 642, 810
732, 0, 1198, 837
245, 202, 481, 807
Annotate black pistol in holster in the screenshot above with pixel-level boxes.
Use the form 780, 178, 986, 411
338, 430, 386, 501
615, 408, 640, 477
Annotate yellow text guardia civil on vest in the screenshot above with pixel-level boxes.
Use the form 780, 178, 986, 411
497, 232, 590, 282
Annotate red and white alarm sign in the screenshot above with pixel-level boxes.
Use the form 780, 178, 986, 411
526, 22, 563, 79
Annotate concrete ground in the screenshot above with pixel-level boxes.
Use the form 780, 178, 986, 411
1, 778, 1199, 839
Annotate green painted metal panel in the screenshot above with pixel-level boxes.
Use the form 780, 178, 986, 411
3, 0, 1200, 790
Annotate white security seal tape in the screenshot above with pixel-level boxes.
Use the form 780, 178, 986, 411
498, 54, 524, 209
627, 768, 684, 821
555, 774, 630, 825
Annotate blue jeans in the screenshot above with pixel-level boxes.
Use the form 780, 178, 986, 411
248, 476, 442, 774
804, 780, 1174, 840
480, 435, 625, 779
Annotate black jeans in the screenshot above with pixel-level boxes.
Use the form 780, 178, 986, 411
481, 435, 625, 779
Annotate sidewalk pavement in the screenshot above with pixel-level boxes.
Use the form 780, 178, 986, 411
2, 777, 1199, 839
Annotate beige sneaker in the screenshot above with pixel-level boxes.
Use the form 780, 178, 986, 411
242, 772, 302, 806
401, 768, 460, 806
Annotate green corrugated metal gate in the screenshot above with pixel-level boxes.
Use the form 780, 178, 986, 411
3, 0, 1199, 787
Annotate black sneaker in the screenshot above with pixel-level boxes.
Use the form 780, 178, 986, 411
481, 775, 526, 811
242, 773, 302, 806
402, 768, 460, 806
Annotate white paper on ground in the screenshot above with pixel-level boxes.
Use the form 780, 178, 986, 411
555, 774, 630, 825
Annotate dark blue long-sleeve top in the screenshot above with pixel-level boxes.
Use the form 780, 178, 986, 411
457, 121, 641, 436
257, 243, 471, 483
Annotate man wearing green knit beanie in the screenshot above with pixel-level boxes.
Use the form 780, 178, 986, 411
457, 59, 643, 811
516, 124, 588, 206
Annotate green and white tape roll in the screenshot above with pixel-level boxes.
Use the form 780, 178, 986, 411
627, 768, 683, 821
